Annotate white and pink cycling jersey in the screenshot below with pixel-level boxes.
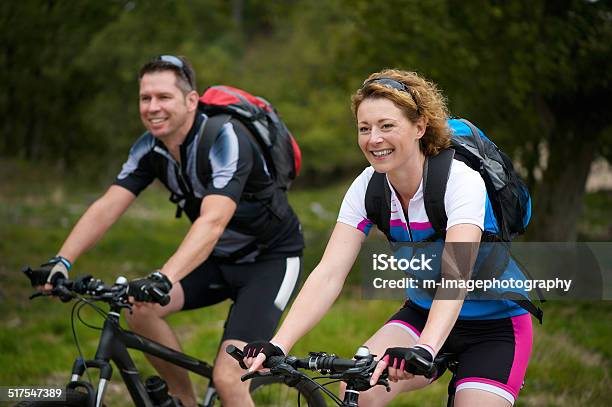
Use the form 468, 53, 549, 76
338, 160, 485, 239
338, 160, 527, 320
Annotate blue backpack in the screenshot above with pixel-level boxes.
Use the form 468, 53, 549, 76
365, 118, 532, 243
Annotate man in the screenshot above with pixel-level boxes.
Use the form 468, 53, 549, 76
33, 55, 304, 407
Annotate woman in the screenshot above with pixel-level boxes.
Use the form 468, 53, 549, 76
244, 69, 532, 407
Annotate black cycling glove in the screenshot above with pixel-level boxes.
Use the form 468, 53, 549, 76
128, 271, 172, 303
382, 346, 436, 377
243, 341, 285, 359
26, 256, 72, 287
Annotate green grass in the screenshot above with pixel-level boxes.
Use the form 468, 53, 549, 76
1, 162, 611, 406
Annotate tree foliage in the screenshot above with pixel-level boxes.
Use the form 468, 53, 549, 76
1, 0, 610, 239
0, 0, 125, 164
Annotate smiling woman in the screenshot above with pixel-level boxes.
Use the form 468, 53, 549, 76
242, 69, 533, 407
351, 71, 452, 210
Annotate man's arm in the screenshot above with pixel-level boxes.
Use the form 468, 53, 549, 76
58, 185, 136, 263
160, 194, 237, 284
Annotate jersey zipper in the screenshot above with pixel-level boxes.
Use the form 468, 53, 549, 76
387, 175, 414, 242
404, 208, 414, 242
178, 145, 194, 194
171, 160, 192, 219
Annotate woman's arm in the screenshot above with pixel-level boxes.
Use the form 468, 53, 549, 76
416, 223, 481, 353
370, 223, 482, 384
248, 222, 365, 370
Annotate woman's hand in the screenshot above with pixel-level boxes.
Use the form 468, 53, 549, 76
242, 341, 286, 372
370, 345, 436, 385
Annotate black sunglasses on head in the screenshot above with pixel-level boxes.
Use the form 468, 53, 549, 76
362, 77, 419, 111
363, 78, 410, 93
157, 55, 194, 89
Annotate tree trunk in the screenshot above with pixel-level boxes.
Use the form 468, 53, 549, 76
232, 0, 243, 30
530, 128, 597, 241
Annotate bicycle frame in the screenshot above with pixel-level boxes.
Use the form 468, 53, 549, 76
67, 308, 214, 407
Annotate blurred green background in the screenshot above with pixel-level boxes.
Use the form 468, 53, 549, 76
1, 0, 611, 406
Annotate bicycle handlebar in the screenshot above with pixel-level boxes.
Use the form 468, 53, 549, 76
226, 344, 389, 392
227, 344, 371, 373
22, 267, 170, 307
226, 344, 456, 385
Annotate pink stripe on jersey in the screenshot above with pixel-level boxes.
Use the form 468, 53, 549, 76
357, 218, 372, 233
386, 319, 421, 337
508, 313, 533, 397
456, 377, 517, 399
409, 221, 432, 230
390, 219, 406, 227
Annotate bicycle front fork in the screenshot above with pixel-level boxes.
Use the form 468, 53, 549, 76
68, 357, 113, 407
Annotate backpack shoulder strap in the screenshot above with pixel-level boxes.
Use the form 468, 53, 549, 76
365, 171, 392, 240
200, 114, 232, 149
423, 148, 455, 237
197, 113, 232, 178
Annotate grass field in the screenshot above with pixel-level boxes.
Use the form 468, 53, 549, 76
1, 161, 611, 406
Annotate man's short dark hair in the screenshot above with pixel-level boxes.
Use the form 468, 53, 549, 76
139, 55, 197, 95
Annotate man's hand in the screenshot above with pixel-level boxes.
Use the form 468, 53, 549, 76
370, 345, 436, 385
27, 256, 72, 291
242, 341, 286, 372
128, 271, 173, 305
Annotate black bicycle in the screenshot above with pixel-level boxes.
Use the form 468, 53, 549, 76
227, 344, 460, 407
17, 268, 325, 407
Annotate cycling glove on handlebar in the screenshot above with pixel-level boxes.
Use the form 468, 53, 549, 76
26, 256, 72, 286
382, 346, 435, 377
128, 271, 172, 303
243, 341, 285, 359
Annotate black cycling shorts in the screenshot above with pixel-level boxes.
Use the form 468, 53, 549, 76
385, 301, 532, 405
179, 256, 301, 343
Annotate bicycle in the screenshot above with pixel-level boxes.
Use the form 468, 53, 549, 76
227, 344, 460, 406
16, 268, 325, 407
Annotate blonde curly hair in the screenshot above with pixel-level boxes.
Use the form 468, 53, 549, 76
351, 69, 451, 156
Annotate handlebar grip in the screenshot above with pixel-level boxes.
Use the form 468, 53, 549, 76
407, 353, 436, 379
148, 286, 170, 306
326, 357, 358, 372
226, 345, 248, 369
54, 284, 74, 302
22, 266, 47, 287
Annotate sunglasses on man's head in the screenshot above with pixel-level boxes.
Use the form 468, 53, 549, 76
157, 55, 194, 89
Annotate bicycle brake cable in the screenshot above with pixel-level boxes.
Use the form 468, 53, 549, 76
70, 299, 94, 384
298, 376, 343, 405
76, 298, 107, 330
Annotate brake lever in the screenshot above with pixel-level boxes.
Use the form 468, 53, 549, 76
376, 376, 391, 392
28, 291, 46, 300
117, 302, 133, 312
240, 370, 272, 382
270, 363, 309, 380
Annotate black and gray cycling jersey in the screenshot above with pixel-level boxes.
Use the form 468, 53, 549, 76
114, 112, 304, 262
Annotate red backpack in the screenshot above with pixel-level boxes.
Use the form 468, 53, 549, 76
199, 85, 301, 193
